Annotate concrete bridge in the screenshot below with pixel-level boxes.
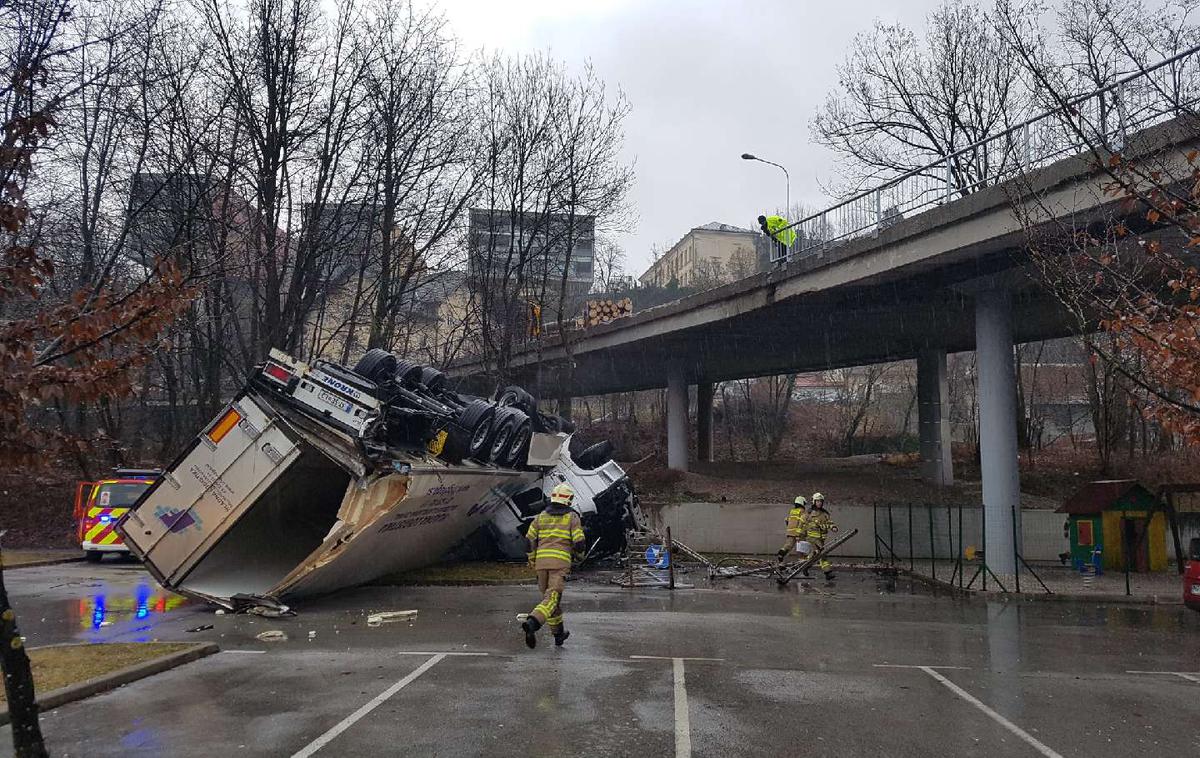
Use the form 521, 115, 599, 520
451, 108, 1197, 576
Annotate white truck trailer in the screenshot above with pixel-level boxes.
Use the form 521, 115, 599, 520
118, 349, 638, 607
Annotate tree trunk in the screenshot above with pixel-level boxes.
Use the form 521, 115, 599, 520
0, 552, 49, 758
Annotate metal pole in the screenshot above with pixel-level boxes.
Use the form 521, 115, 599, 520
928, 504, 936, 581
873, 503, 879, 563
1011, 504, 1021, 594
667, 526, 675, 591
888, 505, 895, 566
957, 501, 964, 589
908, 504, 915, 573
982, 505, 988, 592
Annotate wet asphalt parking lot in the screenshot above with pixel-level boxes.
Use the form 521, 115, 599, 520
2, 561, 1198, 757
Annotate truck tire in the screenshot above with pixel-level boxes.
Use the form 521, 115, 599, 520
488, 408, 521, 465
353, 349, 398, 383
573, 440, 613, 469
85, 550, 103, 563
393, 359, 425, 387
440, 401, 495, 463
496, 385, 536, 415
419, 366, 448, 393
502, 414, 533, 469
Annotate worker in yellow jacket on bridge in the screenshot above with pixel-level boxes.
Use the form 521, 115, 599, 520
522, 483, 586, 649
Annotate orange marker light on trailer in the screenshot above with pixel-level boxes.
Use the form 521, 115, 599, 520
207, 407, 242, 445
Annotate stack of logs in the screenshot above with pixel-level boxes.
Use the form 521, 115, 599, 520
584, 297, 633, 327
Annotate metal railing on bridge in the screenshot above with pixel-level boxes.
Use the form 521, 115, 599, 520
771, 43, 1200, 264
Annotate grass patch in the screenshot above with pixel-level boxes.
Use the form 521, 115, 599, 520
1, 550, 83, 568
380, 561, 535, 585
0, 643, 196, 704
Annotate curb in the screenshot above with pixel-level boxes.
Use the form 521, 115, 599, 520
4, 555, 86, 570
900, 569, 1184, 606
0, 642, 219, 726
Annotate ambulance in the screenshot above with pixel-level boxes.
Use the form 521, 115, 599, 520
75, 469, 160, 562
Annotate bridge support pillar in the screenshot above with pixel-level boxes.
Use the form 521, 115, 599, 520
917, 349, 953, 486
667, 370, 689, 471
697, 382, 714, 464
556, 396, 573, 421
975, 290, 1021, 576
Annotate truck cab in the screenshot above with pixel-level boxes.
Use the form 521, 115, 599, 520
1186, 538, 1200, 611
76, 469, 160, 562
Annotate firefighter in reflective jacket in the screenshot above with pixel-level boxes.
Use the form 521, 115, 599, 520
807, 492, 838, 580
776, 495, 809, 562
522, 483, 585, 649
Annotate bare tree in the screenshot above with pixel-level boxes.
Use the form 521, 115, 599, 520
812, 0, 1032, 195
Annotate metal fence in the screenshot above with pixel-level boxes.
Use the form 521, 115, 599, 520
771, 43, 1200, 264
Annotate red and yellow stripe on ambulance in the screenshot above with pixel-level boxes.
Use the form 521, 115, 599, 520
84, 482, 129, 546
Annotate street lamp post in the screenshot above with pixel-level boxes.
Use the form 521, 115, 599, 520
741, 152, 790, 215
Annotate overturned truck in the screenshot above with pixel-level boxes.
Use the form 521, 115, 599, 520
118, 349, 639, 607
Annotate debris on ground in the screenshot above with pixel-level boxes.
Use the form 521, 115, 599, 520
185, 624, 214, 633
367, 610, 418, 626
255, 630, 287, 642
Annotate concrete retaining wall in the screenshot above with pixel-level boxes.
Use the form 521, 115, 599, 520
642, 501, 1171, 562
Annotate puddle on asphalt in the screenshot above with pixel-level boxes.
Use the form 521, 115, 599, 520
63, 579, 189, 641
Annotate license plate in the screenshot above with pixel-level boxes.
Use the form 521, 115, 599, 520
317, 389, 351, 413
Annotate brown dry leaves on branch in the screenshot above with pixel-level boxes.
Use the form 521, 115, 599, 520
0, 25, 194, 468
1042, 148, 1200, 444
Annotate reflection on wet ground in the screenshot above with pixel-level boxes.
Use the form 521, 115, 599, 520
5, 563, 193, 646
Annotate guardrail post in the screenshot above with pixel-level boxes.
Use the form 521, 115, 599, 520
944, 156, 953, 202
820, 211, 827, 252
1022, 123, 1031, 167
874, 188, 882, 235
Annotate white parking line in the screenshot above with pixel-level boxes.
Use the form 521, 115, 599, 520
291, 654, 446, 758
629, 656, 722, 757
673, 658, 691, 758
220, 650, 266, 655
875, 665, 1062, 758
1127, 670, 1200, 683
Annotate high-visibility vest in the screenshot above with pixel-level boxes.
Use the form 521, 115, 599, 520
785, 507, 808, 537
526, 509, 585, 569
765, 215, 797, 248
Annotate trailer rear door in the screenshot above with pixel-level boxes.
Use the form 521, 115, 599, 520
119, 393, 302, 586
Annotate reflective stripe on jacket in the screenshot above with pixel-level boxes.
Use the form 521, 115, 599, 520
785, 507, 808, 537
527, 508, 585, 569
806, 509, 834, 542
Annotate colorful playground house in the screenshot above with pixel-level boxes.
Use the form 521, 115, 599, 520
1058, 480, 1171, 573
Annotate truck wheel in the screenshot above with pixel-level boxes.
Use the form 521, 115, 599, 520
496, 385, 536, 415
573, 441, 614, 469
441, 401, 496, 463
353, 349, 398, 384
488, 408, 520, 465
420, 366, 448, 393
503, 415, 533, 469
394, 359, 425, 387
85, 550, 103, 563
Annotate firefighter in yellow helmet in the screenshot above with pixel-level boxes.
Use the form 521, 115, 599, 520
806, 492, 838, 580
521, 482, 585, 648
776, 495, 809, 563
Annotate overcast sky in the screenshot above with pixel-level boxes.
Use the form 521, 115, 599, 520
440, 0, 946, 277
